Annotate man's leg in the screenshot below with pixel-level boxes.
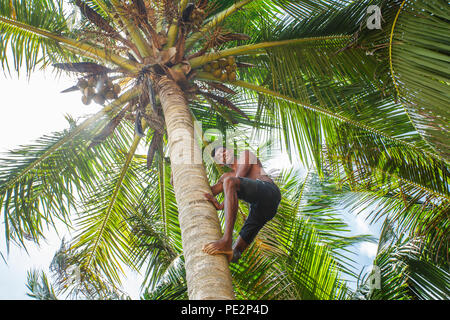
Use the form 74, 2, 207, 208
230, 180, 281, 263
202, 177, 241, 262
231, 236, 249, 263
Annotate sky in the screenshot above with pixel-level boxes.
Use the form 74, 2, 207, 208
0, 69, 143, 299
0, 66, 380, 300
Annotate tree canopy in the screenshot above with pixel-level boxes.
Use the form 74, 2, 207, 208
0, 0, 448, 299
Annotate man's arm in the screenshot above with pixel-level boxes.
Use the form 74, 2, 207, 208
210, 171, 235, 196
206, 171, 235, 210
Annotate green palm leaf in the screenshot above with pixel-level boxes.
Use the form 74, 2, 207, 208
356, 226, 450, 300
71, 129, 142, 284
391, 0, 450, 160
0, 0, 72, 75
127, 156, 182, 291
0, 88, 138, 251
26, 269, 58, 300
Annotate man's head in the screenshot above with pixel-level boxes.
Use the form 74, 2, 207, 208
211, 146, 235, 166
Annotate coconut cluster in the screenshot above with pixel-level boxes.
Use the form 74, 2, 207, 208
202, 56, 237, 82
190, 7, 205, 28
77, 76, 121, 105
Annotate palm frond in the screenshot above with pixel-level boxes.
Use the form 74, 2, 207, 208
272, 0, 349, 20
71, 132, 142, 284
143, 256, 187, 300
0, 120, 101, 250
356, 231, 449, 300
0, 89, 138, 251
26, 269, 58, 300
140, 167, 374, 300
0, 0, 75, 75
48, 239, 130, 299
327, 123, 449, 254
127, 156, 182, 291
232, 199, 350, 300
0, 0, 138, 74
391, 0, 450, 160
297, 171, 378, 277
197, 0, 446, 179
339, 167, 449, 264
324, 123, 449, 200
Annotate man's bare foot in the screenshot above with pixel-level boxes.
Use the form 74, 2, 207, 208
202, 238, 233, 262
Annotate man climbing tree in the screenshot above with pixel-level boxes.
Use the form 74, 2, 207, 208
202, 146, 281, 263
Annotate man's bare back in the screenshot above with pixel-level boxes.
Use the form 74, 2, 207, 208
216, 148, 273, 181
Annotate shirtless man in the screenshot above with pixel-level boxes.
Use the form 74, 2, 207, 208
202, 146, 281, 263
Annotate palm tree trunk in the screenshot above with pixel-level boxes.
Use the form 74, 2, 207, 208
157, 76, 235, 300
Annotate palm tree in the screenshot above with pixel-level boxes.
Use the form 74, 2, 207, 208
1, 0, 448, 299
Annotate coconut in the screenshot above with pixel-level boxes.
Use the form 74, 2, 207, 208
228, 72, 237, 82
212, 69, 222, 78
77, 79, 88, 89
93, 94, 105, 105
105, 90, 115, 100
84, 87, 95, 98
227, 56, 236, 66
87, 76, 96, 87
211, 61, 220, 70
219, 58, 228, 68
220, 72, 228, 82
113, 84, 121, 95
81, 95, 91, 105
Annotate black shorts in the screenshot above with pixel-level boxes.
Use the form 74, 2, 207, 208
236, 177, 281, 244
